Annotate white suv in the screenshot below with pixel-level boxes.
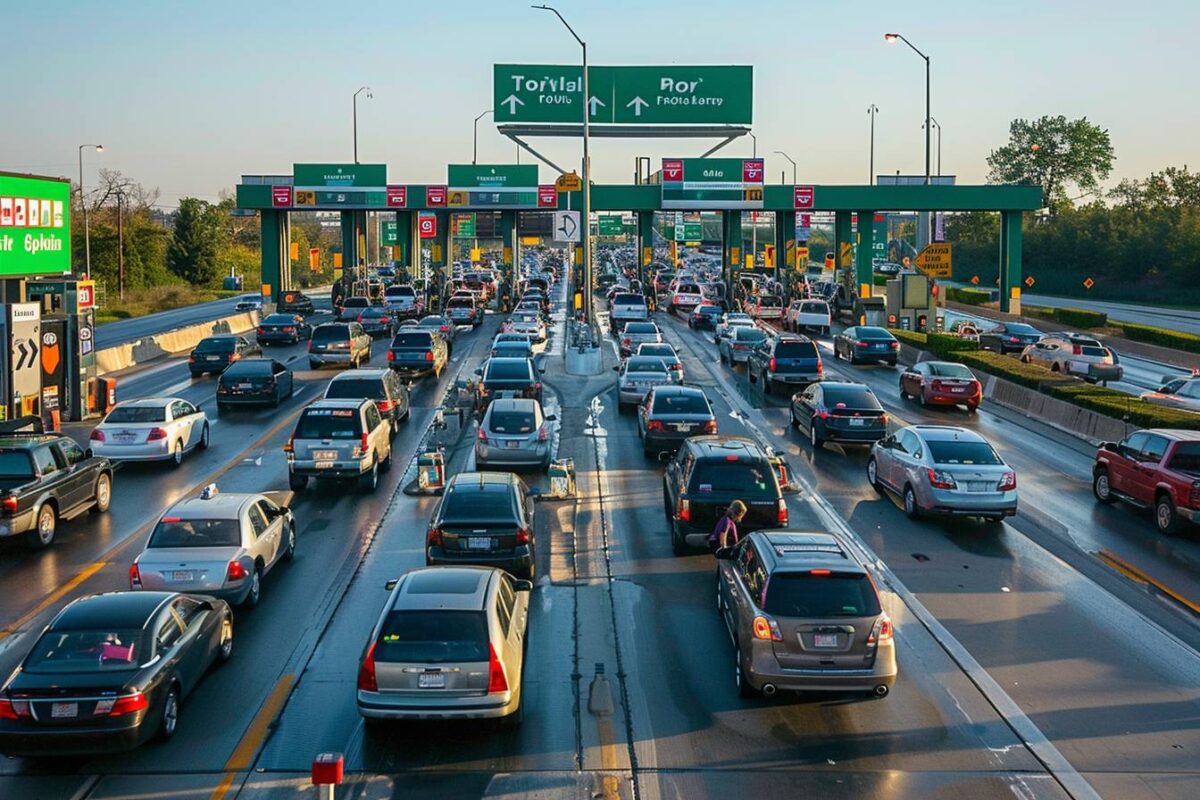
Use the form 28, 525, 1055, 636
1019, 332, 1123, 384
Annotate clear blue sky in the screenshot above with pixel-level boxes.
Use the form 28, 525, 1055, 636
2, 0, 1194, 207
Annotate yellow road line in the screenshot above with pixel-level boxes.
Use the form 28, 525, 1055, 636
0, 560, 108, 641
595, 714, 622, 800
209, 673, 296, 800
1097, 549, 1200, 614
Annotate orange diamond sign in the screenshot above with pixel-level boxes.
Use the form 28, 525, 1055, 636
1024, 276, 1035, 288
1083, 277, 1095, 290
970, 275, 980, 285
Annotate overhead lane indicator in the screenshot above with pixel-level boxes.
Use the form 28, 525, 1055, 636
626, 96, 649, 117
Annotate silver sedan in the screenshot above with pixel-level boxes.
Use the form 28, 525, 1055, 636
615, 356, 675, 413
89, 397, 209, 466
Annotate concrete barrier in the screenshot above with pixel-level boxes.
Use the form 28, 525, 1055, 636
978, 373, 1128, 445
96, 311, 260, 375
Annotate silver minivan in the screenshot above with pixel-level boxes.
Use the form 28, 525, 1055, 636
357, 566, 531, 724
308, 322, 372, 369
285, 399, 392, 493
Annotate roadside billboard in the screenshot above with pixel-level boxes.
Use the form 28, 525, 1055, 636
0, 172, 72, 277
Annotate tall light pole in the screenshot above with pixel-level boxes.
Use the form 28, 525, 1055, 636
473, 109, 493, 165
922, 117, 942, 176
77, 144, 103, 279
867, 105, 879, 184
533, 4, 591, 327
774, 151, 796, 185
353, 86, 372, 164
884, 33, 931, 185
748, 132, 757, 158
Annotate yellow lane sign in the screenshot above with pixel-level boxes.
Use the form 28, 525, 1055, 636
915, 243, 952, 278
556, 172, 583, 192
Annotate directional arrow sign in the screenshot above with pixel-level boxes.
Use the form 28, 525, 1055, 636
493, 64, 752, 124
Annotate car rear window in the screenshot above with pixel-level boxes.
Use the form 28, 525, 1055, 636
759, 296, 782, 307
386, 286, 415, 297
822, 387, 882, 409
489, 411, 536, 433
762, 572, 881, 618
325, 378, 386, 400
691, 461, 776, 495
0, 450, 35, 478
487, 361, 532, 380
1006, 323, 1040, 335
194, 338, 235, 353
626, 323, 657, 334
447, 298, 473, 308
262, 314, 296, 325
678, 284, 701, 294
800, 302, 828, 314
361, 308, 389, 318
311, 325, 349, 343
1168, 443, 1200, 471
376, 610, 489, 664
295, 408, 362, 439
653, 393, 710, 414
639, 345, 674, 358
24, 629, 144, 673
775, 341, 818, 358
441, 487, 517, 522
927, 440, 1003, 465
627, 359, 667, 373
735, 329, 767, 343
857, 327, 893, 340
928, 363, 974, 379
1080, 346, 1107, 357
344, 298, 369, 307
392, 332, 432, 348
223, 361, 272, 377
614, 294, 645, 305
106, 405, 166, 423
698, 306, 722, 315
148, 518, 241, 548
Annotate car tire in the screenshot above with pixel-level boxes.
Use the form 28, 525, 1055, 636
198, 423, 210, 450
789, 408, 799, 428
903, 485, 921, 519
25, 504, 57, 549
867, 458, 883, 494
91, 472, 112, 514
810, 422, 823, 450
217, 615, 234, 663
360, 460, 379, 493
309, 359, 320, 369
748, 367, 757, 384
1156, 494, 1182, 536
216, 402, 228, 414
736, 643, 757, 699
157, 685, 180, 742
380, 447, 393, 472
289, 472, 307, 492
172, 439, 185, 467
243, 566, 262, 608
670, 523, 686, 557
1092, 469, 1116, 504
763, 376, 773, 395
899, 380, 908, 400
919, 392, 929, 408
282, 523, 297, 562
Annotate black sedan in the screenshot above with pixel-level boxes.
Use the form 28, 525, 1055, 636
637, 385, 717, 458
355, 307, 397, 338
475, 357, 543, 411
833, 326, 900, 366
256, 313, 311, 346
978, 322, 1043, 354
790, 381, 888, 449
188, 335, 260, 377
688, 304, 724, 331
0, 591, 232, 756
216, 358, 295, 410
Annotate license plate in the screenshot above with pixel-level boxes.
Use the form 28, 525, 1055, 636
674, 422, 691, 432
951, 387, 966, 393
468, 537, 492, 550
51, 702, 78, 718
967, 481, 991, 492
813, 633, 838, 648
849, 418, 865, 427
504, 440, 522, 449
418, 672, 446, 689
207, 355, 222, 361
169, 570, 194, 582
238, 383, 253, 390
314, 451, 337, 460
114, 431, 136, 442
315, 461, 334, 470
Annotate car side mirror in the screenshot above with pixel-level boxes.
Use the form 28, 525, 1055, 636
384, 579, 398, 591
713, 547, 734, 560
545, 414, 557, 422
512, 579, 533, 592
526, 487, 542, 499
1102, 442, 1119, 453
474, 367, 483, 376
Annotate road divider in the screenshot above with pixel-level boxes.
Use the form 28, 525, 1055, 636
97, 311, 261, 375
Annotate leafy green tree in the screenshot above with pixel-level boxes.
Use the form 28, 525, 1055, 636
986, 115, 1114, 213
167, 198, 221, 286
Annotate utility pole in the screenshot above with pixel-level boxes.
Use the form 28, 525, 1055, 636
115, 189, 125, 301
867, 104, 879, 185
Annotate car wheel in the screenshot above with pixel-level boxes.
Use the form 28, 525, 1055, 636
25, 504, 57, 549
172, 439, 185, 467
763, 376, 773, 395
360, 460, 379, 493
867, 458, 883, 494
789, 408, 799, 428
91, 472, 112, 514
390, 418, 399, 439
309, 359, 320, 369
289, 472, 307, 492
1020, 354, 1031, 364
157, 685, 180, 741
217, 615, 234, 663
1092, 469, 1116, 504
380, 447, 393, 472
670, 524, 686, 557
243, 567, 262, 608
736, 643, 757, 698
899, 380, 908, 400
919, 391, 929, 408
810, 422, 823, 450
903, 485, 921, 519
1156, 495, 1181, 535
748, 366, 757, 384
198, 423, 210, 450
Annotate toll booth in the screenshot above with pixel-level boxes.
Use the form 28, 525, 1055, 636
885, 274, 936, 333
24, 279, 99, 422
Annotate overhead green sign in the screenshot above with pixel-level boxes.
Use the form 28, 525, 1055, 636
0, 173, 72, 277
661, 158, 764, 210
448, 164, 538, 188
293, 163, 387, 187
494, 64, 753, 124
381, 221, 398, 245
597, 216, 627, 236
451, 213, 477, 237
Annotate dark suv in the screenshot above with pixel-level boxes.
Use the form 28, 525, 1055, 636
387, 329, 448, 378
425, 472, 538, 579
323, 368, 411, 436
662, 436, 788, 555
747, 333, 823, 394
0, 434, 113, 548
476, 358, 543, 411
188, 336, 260, 377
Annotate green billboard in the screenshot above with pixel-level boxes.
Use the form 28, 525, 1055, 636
0, 173, 72, 277
448, 164, 538, 188
293, 163, 386, 187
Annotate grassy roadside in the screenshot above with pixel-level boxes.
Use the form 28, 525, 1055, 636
94, 286, 241, 325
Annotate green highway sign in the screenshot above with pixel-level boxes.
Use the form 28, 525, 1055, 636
493, 64, 752, 124
0, 173, 72, 277
598, 216, 624, 236
381, 221, 398, 245
661, 158, 764, 210
293, 163, 386, 187
448, 164, 538, 188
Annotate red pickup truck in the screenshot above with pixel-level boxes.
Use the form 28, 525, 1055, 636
1092, 429, 1200, 534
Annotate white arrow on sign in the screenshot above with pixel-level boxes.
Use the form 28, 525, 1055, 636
588, 96, 605, 116
501, 94, 525, 114
626, 96, 649, 116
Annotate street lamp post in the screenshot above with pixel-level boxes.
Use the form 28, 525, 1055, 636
867, 105, 879, 184
748, 132, 757, 158
774, 151, 797, 185
884, 33, 931, 185
922, 117, 942, 176
353, 86, 372, 164
77, 143, 103, 279
533, 5, 591, 329
473, 109, 493, 165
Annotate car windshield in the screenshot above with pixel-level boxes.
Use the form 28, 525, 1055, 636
775, 341, 818, 358
24, 629, 144, 673
441, 487, 517, 522
823, 387, 881, 409
691, 461, 775, 495
487, 361, 532, 380
0, 450, 35, 478
653, 394, 710, 414
927, 439, 1003, 465
1168, 443, 1200, 471
392, 332, 432, 348
294, 408, 361, 439
311, 326, 349, 343
148, 518, 241, 548
763, 573, 881, 618
194, 338, 235, 353
262, 314, 297, 325
928, 363, 975, 379
326, 379, 385, 400
105, 405, 167, 423
489, 410, 537, 434
377, 611, 488, 664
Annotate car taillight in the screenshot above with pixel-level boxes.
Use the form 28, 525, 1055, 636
0, 698, 31, 720
816, 409, 829, 420
516, 527, 531, 544
1009, 335, 1020, 344
377, 400, 394, 413
769, 357, 777, 371
1, 497, 17, 513
623, 338, 631, 346
188, 356, 196, 363
890, 341, 899, 349
357, 641, 378, 692
777, 498, 789, 525
90, 429, 106, 442
927, 468, 957, 490
856, 340, 869, 348
441, 325, 450, 332
879, 413, 889, 425
426, 526, 443, 547
129, 562, 141, 589
109, 692, 149, 716
283, 435, 295, 454
358, 433, 369, 455
676, 497, 690, 522
477, 427, 488, 441
283, 326, 296, 334
816, 359, 824, 374
487, 643, 508, 693
752, 615, 783, 641
998, 471, 1017, 491
538, 425, 549, 441
866, 614, 894, 646
357, 314, 366, 323
425, 351, 434, 361
387, 350, 395, 361
646, 420, 665, 431
256, 327, 265, 335
226, 560, 248, 581
703, 419, 718, 434
146, 427, 168, 441
229, 353, 240, 362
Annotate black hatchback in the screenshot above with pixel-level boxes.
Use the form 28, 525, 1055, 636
188, 336, 260, 377
425, 472, 537, 579
216, 358, 294, 409
790, 381, 888, 449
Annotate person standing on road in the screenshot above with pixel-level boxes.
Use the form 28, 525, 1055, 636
708, 500, 747, 552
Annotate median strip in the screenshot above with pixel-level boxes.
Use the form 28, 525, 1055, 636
1096, 549, 1200, 615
